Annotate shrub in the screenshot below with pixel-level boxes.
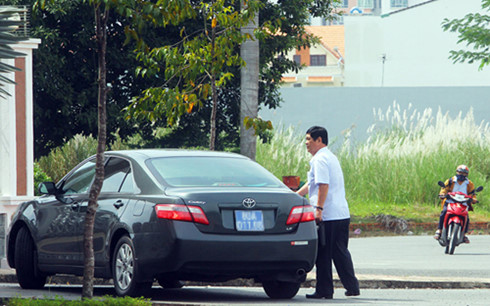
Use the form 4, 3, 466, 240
37, 132, 132, 183
37, 134, 99, 183
33, 162, 52, 196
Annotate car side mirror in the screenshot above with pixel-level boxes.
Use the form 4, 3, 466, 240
38, 182, 58, 195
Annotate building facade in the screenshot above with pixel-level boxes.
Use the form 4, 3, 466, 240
345, 0, 490, 86
0, 38, 40, 268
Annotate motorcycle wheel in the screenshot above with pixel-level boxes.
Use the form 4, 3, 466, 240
448, 223, 461, 255
444, 226, 451, 254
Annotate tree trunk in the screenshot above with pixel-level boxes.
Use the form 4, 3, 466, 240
82, 3, 108, 299
240, 4, 259, 160
209, 18, 217, 150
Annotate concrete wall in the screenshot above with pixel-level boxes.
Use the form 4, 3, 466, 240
259, 86, 490, 145
344, 0, 490, 87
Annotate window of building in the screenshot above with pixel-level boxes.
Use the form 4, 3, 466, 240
293, 55, 301, 65
334, 0, 349, 9
358, 0, 374, 9
391, 0, 408, 7
310, 55, 326, 66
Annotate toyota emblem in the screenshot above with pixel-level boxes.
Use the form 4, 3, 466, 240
242, 198, 256, 208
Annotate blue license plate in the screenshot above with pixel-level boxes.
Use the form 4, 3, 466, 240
235, 210, 264, 231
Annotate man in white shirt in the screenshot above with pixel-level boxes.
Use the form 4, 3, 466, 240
297, 126, 360, 299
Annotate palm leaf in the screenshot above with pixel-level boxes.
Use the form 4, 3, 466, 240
0, 6, 27, 97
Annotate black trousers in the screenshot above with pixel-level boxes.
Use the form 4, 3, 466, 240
315, 218, 359, 296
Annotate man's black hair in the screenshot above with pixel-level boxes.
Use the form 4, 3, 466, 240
306, 126, 328, 146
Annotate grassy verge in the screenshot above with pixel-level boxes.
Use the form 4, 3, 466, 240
3, 295, 150, 305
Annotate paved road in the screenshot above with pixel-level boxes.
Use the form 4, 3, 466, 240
1, 284, 490, 305
1, 234, 490, 304
348, 234, 490, 282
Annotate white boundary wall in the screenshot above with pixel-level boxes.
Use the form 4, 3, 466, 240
344, 0, 490, 87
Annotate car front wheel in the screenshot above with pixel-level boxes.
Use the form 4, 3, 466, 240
262, 280, 301, 299
112, 236, 151, 297
14, 227, 46, 289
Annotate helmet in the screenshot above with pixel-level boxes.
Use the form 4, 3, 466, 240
456, 165, 469, 174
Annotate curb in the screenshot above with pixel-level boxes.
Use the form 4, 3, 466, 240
2, 272, 490, 290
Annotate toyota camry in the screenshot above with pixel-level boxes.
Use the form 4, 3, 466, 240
7, 149, 317, 299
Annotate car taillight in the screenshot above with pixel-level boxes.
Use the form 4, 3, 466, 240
286, 205, 315, 225
155, 204, 209, 225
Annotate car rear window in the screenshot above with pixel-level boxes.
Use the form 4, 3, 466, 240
147, 156, 283, 188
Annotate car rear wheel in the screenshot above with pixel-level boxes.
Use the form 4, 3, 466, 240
14, 227, 46, 289
262, 280, 301, 299
112, 236, 151, 297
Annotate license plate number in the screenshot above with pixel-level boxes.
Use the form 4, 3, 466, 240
235, 210, 264, 231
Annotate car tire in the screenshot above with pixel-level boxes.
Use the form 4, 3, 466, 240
157, 278, 184, 289
262, 280, 301, 299
112, 236, 150, 297
14, 227, 47, 289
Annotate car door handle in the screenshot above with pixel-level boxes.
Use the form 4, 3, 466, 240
113, 200, 125, 209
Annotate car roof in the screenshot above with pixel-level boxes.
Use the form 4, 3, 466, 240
105, 149, 250, 161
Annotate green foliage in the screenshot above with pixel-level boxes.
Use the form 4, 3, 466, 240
442, 0, 490, 70
24, 0, 338, 156
33, 162, 52, 195
125, 0, 261, 150
6, 295, 150, 305
243, 117, 273, 136
28, 0, 163, 158
0, 5, 27, 98
122, 0, 337, 149
37, 134, 98, 183
37, 133, 131, 183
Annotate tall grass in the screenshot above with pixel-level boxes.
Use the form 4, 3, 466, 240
343, 102, 489, 208
257, 102, 490, 218
256, 126, 310, 183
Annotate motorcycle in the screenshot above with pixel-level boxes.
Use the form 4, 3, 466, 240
437, 181, 484, 255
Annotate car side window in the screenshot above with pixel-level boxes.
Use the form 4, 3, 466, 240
61, 159, 96, 195
101, 157, 132, 193
119, 170, 135, 193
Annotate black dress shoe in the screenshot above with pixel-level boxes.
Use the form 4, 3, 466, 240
306, 292, 333, 299
345, 290, 360, 296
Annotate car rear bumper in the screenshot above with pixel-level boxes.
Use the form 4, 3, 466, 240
134, 221, 318, 282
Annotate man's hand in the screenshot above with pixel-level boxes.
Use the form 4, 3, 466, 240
314, 209, 322, 224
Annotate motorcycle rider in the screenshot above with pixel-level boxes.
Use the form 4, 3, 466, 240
434, 165, 477, 243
